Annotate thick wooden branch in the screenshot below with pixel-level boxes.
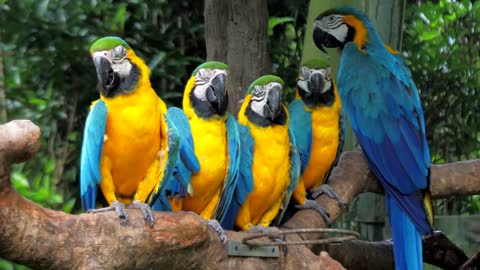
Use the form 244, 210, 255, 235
0, 120, 479, 269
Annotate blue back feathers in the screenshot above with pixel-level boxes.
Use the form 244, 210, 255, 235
80, 100, 108, 211
212, 114, 241, 222
221, 124, 254, 229
288, 99, 313, 174
335, 7, 432, 270
152, 107, 199, 211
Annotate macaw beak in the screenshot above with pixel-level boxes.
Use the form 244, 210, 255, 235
264, 85, 281, 120
206, 73, 228, 115
93, 55, 118, 97
309, 72, 325, 96
313, 27, 328, 54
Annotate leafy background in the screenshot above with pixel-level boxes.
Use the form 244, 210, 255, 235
0, 0, 478, 268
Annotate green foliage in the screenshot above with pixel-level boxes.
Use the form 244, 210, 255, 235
403, 0, 480, 216
404, 0, 480, 163
267, 0, 309, 102
0, 0, 205, 218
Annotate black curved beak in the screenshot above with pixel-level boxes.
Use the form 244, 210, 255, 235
205, 73, 227, 115
264, 85, 281, 120
313, 27, 328, 54
309, 73, 325, 96
93, 55, 117, 97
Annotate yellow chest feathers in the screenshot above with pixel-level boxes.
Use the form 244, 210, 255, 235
302, 105, 341, 190
249, 124, 291, 186
189, 115, 228, 187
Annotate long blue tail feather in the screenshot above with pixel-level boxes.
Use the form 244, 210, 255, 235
388, 195, 423, 270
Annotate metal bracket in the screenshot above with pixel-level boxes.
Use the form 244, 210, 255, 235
227, 240, 280, 258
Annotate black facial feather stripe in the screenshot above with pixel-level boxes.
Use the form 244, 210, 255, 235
324, 17, 343, 29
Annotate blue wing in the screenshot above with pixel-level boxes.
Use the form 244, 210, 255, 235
212, 113, 241, 222
151, 107, 199, 211
288, 99, 313, 174
338, 42, 432, 234
221, 123, 254, 229
80, 100, 107, 211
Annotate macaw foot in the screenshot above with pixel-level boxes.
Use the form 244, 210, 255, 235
207, 219, 227, 243
248, 225, 285, 243
311, 184, 348, 209
89, 200, 128, 221
128, 200, 155, 227
295, 199, 331, 225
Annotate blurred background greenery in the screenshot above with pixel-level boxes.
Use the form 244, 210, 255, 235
0, 0, 478, 269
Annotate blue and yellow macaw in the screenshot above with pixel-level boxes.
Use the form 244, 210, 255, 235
222, 75, 300, 231
289, 59, 346, 224
170, 61, 240, 227
313, 7, 434, 269
80, 36, 179, 225
151, 107, 200, 212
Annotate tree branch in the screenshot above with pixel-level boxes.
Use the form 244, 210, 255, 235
0, 120, 479, 269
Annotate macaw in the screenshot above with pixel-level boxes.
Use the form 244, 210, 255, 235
288, 59, 346, 224
313, 7, 434, 270
80, 36, 179, 225
222, 75, 300, 231
151, 107, 200, 212
167, 61, 240, 228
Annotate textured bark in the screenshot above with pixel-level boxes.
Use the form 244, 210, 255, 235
204, 0, 271, 116
1, 120, 479, 269
0, 48, 7, 123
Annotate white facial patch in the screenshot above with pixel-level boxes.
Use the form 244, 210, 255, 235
314, 14, 348, 43
193, 68, 227, 101
92, 46, 132, 78
249, 82, 282, 117
298, 67, 333, 94
314, 68, 332, 93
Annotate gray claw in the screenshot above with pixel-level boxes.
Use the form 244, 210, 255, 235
90, 200, 128, 221
248, 225, 283, 242
311, 184, 348, 210
207, 219, 227, 243
129, 200, 155, 227
296, 199, 331, 225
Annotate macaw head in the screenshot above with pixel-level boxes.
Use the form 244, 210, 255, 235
297, 59, 336, 108
242, 75, 287, 127
90, 36, 142, 98
312, 6, 372, 53
185, 61, 228, 119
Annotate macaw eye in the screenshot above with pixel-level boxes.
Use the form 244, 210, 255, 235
252, 85, 263, 95
196, 69, 213, 85
324, 67, 332, 80
328, 15, 335, 21
301, 67, 309, 79
113, 46, 126, 60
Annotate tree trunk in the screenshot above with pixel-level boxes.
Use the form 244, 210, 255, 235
0, 48, 7, 123
204, 0, 271, 116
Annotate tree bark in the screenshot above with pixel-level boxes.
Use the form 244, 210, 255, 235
0, 48, 7, 123
0, 120, 479, 269
204, 0, 271, 116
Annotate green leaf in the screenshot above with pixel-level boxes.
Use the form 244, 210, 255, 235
63, 198, 76, 213
420, 30, 441, 41
148, 51, 166, 71
114, 3, 127, 32
11, 171, 30, 190
268, 17, 294, 36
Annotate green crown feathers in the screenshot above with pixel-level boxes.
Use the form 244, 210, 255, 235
90, 36, 131, 53
247, 75, 284, 94
192, 61, 228, 76
302, 58, 330, 70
